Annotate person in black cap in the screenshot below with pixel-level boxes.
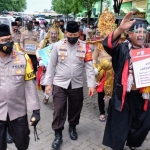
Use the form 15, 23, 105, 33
45, 21, 95, 150
0, 24, 41, 150
34, 21, 40, 33
59, 19, 65, 33
102, 12, 150, 150
15, 17, 25, 33
11, 22, 21, 44
20, 22, 39, 73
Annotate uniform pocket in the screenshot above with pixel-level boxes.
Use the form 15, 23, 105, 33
12, 69, 25, 84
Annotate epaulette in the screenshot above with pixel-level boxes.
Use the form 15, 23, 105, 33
14, 50, 25, 55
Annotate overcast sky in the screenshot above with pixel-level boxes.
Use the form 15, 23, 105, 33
24, 0, 52, 13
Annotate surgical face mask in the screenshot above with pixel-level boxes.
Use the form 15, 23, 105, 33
67, 37, 78, 44
0, 42, 14, 54
34, 26, 39, 30
27, 26, 32, 30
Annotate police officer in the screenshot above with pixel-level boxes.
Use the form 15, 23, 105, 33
34, 21, 40, 34
20, 22, 39, 73
11, 22, 21, 44
45, 21, 95, 150
0, 24, 41, 150
15, 17, 24, 33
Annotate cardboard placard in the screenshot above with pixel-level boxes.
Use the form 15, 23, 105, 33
24, 40, 37, 55
130, 48, 150, 88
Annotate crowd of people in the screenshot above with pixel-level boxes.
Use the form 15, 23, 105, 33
0, 10, 150, 150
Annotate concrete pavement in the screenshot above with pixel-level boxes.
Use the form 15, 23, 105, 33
7, 77, 150, 150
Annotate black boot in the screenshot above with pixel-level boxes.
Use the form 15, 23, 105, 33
52, 130, 63, 150
69, 125, 78, 140
7, 130, 13, 144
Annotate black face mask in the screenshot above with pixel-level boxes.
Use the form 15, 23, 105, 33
0, 42, 14, 54
67, 37, 78, 44
27, 26, 32, 30
14, 28, 18, 32
60, 25, 64, 28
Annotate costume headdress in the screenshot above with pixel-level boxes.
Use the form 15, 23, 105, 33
43, 23, 63, 47
87, 8, 117, 100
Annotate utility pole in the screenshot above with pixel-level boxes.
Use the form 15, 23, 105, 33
100, 0, 103, 15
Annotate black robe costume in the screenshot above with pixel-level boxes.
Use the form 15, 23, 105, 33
102, 32, 150, 150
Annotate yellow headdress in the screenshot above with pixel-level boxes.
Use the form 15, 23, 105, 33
43, 23, 64, 47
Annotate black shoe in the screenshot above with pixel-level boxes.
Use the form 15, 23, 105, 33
7, 131, 13, 144
69, 125, 78, 140
52, 131, 63, 150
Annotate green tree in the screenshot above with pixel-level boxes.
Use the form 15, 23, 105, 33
0, 0, 27, 12
71, 0, 83, 19
80, 0, 100, 24
52, 0, 72, 20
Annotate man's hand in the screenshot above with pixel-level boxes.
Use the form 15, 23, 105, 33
30, 110, 40, 126
119, 11, 136, 32
112, 11, 136, 42
45, 85, 52, 95
37, 57, 42, 62
88, 87, 95, 97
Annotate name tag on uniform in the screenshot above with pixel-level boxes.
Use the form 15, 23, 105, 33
12, 69, 25, 76
76, 50, 85, 58
59, 46, 67, 60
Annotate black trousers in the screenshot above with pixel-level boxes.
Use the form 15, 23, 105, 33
52, 85, 84, 131
0, 115, 30, 150
98, 92, 105, 115
103, 90, 150, 150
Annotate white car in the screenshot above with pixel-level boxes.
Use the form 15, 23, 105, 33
0, 17, 14, 30
75, 17, 82, 22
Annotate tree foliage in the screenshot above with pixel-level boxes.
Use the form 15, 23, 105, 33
113, 0, 123, 15
52, 0, 100, 24
0, 0, 27, 12
80, 0, 100, 24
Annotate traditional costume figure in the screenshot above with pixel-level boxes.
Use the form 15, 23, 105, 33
87, 8, 116, 122
102, 12, 150, 150
36, 23, 63, 105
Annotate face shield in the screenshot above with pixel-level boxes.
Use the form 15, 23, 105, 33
130, 24, 148, 47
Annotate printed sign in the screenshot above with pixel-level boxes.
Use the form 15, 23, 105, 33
38, 45, 53, 66
130, 48, 150, 88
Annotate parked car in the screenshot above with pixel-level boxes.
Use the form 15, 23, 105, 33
75, 17, 82, 22
81, 17, 98, 24
36, 17, 48, 24
0, 16, 13, 30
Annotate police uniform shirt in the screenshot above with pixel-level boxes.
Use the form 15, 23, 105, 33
44, 39, 96, 89
0, 51, 41, 121
11, 32, 21, 44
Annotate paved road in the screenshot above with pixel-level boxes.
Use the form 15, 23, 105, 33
7, 76, 150, 150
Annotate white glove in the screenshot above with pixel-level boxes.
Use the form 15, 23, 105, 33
94, 68, 99, 75
39, 60, 44, 66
